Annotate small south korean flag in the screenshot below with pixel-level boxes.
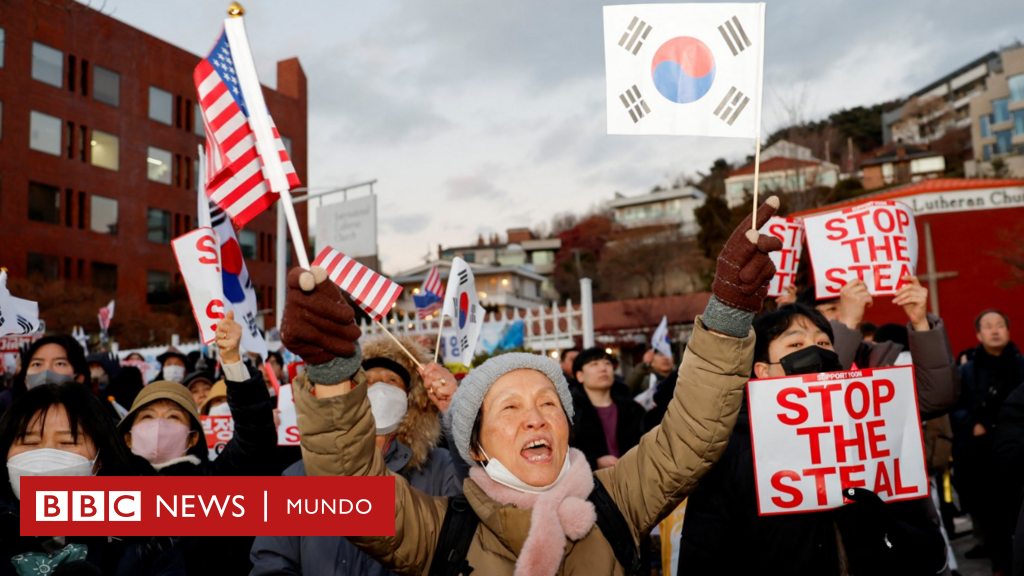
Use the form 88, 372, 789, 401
604, 3, 766, 139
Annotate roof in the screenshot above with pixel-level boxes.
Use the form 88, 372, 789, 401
593, 293, 711, 332
861, 144, 942, 167
790, 178, 1024, 217
728, 157, 829, 177
607, 186, 706, 209
392, 261, 547, 284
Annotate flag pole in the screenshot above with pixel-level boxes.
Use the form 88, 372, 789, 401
375, 320, 423, 369
751, 3, 767, 231
433, 318, 444, 364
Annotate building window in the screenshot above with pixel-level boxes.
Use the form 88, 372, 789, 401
148, 86, 173, 124
29, 111, 61, 156
27, 253, 60, 281
980, 115, 991, 138
90, 130, 119, 171
531, 251, 555, 266
147, 147, 172, 184
194, 105, 206, 137
93, 66, 120, 107
91, 262, 118, 292
28, 182, 61, 224
1010, 74, 1024, 103
995, 130, 1013, 155
31, 42, 63, 87
1014, 110, 1024, 137
0, 28, 5, 68
90, 195, 118, 235
146, 270, 171, 305
147, 208, 171, 243
238, 229, 258, 260
281, 136, 293, 157
983, 144, 992, 162
993, 98, 1010, 124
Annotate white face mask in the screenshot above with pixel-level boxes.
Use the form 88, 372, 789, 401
479, 447, 571, 494
7, 448, 98, 500
366, 384, 408, 435
163, 365, 186, 383
207, 402, 232, 417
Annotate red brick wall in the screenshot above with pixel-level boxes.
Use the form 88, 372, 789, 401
0, 0, 307, 327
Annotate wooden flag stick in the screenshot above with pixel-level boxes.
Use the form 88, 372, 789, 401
375, 320, 423, 369
751, 136, 762, 231
433, 317, 445, 364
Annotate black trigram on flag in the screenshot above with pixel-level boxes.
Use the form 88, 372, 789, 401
713, 87, 750, 126
617, 16, 652, 55
718, 16, 752, 56
619, 85, 650, 124
460, 336, 469, 352
16, 317, 33, 335
457, 270, 469, 286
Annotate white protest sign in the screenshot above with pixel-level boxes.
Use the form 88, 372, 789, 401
760, 216, 803, 297
315, 195, 377, 258
201, 414, 233, 461
747, 365, 928, 515
171, 228, 227, 344
276, 384, 300, 446
803, 201, 918, 299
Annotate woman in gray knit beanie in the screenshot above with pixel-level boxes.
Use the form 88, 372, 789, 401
285, 198, 782, 576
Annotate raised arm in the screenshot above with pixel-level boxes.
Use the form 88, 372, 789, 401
282, 267, 449, 575
596, 197, 781, 540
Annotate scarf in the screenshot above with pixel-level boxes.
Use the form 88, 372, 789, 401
469, 448, 597, 576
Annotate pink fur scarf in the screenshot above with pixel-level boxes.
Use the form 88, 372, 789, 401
469, 448, 597, 576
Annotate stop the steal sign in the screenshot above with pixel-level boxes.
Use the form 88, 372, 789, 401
747, 366, 928, 515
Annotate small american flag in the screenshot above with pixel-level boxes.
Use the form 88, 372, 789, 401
313, 247, 403, 322
413, 265, 445, 319
194, 28, 300, 227
98, 300, 115, 332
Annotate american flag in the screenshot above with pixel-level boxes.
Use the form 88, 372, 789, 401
413, 265, 445, 319
194, 28, 300, 227
313, 247, 403, 322
98, 300, 115, 332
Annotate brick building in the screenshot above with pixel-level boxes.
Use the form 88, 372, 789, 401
0, 0, 307, 327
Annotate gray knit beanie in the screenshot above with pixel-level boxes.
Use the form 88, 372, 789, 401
447, 352, 575, 467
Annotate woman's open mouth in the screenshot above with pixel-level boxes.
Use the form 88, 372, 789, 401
520, 438, 553, 464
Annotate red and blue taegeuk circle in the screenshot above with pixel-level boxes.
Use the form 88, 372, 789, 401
458, 292, 470, 329
651, 37, 716, 104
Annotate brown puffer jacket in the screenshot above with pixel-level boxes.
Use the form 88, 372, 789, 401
294, 316, 751, 575
361, 334, 439, 471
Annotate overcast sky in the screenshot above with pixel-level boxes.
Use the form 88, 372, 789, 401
91, 0, 1024, 273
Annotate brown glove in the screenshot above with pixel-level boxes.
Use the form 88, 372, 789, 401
711, 196, 783, 313
280, 267, 363, 383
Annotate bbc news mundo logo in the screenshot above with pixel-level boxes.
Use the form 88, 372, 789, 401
36, 491, 141, 521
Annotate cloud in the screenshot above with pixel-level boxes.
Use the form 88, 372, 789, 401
381, 214, 432, 235
444, 174, 508, 201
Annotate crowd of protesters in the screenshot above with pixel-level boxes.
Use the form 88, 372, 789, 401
0, 197, 1020, 576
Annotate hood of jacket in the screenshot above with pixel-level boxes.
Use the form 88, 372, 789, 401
361, 334, 439, 471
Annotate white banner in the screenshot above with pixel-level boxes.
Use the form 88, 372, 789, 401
172, 228, 227, 345
747, 366, 928, 515
760, 216, 803, 297
315, 195, 377, 259
604, 3, 766, 138
803, 201, 918, 299
276, 384, 300, 446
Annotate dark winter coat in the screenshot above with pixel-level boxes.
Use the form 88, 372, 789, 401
953, 342, 1024, 434
569, 387, 646, 470
678, 396, 948, 575
249, 442, 460, 576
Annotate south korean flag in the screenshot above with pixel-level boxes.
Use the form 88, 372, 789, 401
604, 3, 766, 138
0, 271, 41, 338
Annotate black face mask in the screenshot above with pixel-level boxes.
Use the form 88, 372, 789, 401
779, 346, 843, 376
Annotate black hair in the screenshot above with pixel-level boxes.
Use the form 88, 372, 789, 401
860, 322, 878, 340
362, 357, 411, 389
12, 335, 92, 402
975, 309, 1010, 332
874, 323, 909, 349
106, 366, 145, 411
572, 347, 613, 380
0, 382, 135, 500
267, 351, 284, 366
752, 304, 835, 365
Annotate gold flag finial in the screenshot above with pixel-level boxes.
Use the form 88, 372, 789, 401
228, 2, 244, 17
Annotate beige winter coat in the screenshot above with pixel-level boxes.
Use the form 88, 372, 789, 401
294, 316, 752, 575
